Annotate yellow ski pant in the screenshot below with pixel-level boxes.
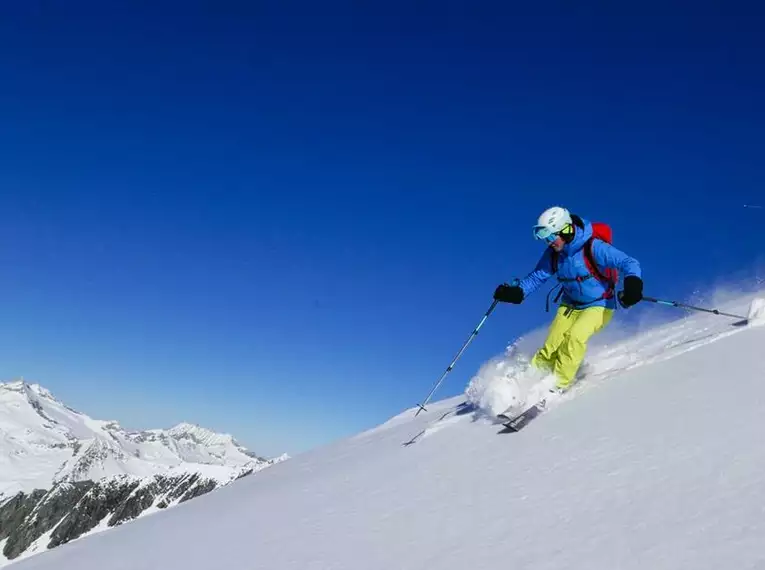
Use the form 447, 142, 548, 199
531, 305, 613, 390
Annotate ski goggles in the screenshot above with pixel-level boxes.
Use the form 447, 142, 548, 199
533, 223, 573, 243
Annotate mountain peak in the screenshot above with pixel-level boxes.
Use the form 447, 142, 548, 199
168, 422, 237, 447
1, 379, 29, 392
1, 379, 61, 403
170, 421, 205, 433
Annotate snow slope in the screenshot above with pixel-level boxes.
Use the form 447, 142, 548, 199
11, 292, 765, 570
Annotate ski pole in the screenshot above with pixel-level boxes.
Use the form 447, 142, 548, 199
414, 299, 499, 416
642, 296, 747, 321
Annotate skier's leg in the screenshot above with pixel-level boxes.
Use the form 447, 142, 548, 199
531, 306, 577, 373
553, 306, 613, 389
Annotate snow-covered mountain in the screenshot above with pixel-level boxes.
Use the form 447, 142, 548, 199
0, 381, 286, 566
6, 291, 765, 570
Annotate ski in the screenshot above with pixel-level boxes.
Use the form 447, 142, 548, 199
497, 390, 562, 432
497, 402, 544, 432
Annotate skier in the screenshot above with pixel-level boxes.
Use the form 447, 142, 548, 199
492, 206, 644, 394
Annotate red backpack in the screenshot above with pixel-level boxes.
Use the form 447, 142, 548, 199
587, 222, 618, 295
551, 221, 618, 299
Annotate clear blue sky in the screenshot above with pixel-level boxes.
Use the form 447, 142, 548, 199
0, 2, 763, 456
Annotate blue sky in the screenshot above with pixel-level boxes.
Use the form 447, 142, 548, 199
0, 2, 763, 456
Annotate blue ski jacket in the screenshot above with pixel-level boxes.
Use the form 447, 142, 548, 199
518, 218, 642, 310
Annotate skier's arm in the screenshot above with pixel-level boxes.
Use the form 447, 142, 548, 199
591, 240, 642, 278
518, 250, 555, 298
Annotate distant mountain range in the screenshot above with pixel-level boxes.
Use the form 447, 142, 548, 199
0, 380, 286, 566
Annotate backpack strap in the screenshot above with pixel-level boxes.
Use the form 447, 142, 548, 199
545, 284, 564, 313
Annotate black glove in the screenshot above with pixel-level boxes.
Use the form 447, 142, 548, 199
619, 276, 644, 307
494, 283, 524, 304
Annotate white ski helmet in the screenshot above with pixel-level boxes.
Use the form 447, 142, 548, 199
533, 206, 572, 240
